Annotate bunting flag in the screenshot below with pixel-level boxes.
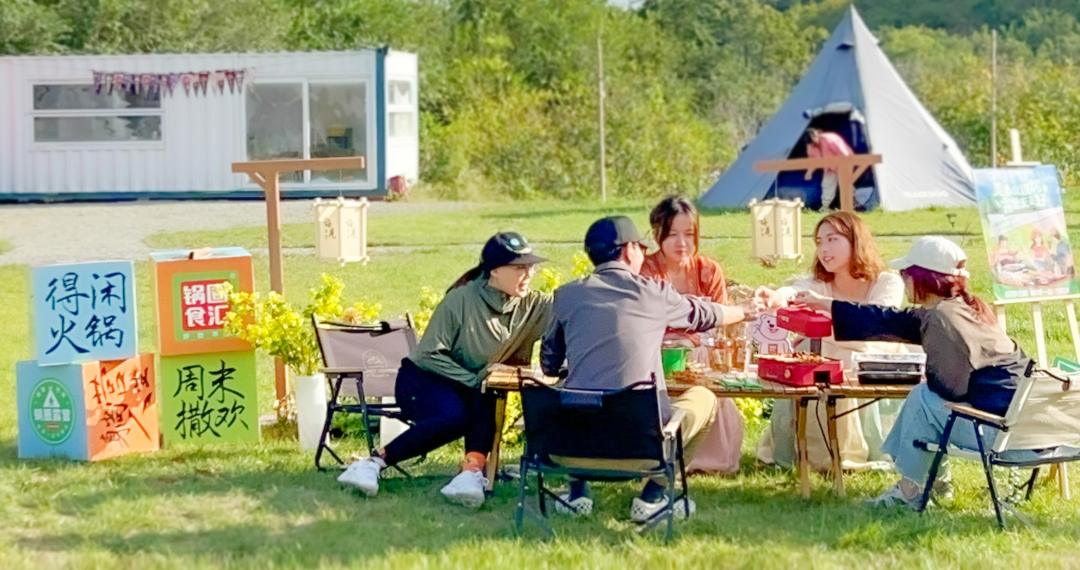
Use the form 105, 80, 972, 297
91, 69, 253, 97
167, 73, 181, 96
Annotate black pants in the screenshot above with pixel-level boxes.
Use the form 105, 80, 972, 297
381, 358, 497, 466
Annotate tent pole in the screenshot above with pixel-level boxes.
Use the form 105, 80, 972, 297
991, 29, 997, 169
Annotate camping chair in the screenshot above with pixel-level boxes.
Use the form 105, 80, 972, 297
312, 314, 418, 474
514, 373, 689, 543
915, 369, 1080, 529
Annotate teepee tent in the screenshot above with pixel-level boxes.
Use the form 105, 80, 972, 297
699, 6, 976, 211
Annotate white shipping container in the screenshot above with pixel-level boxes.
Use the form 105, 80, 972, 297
0, 50, 418, 200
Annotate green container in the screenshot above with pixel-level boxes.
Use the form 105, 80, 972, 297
662, 347, 692, 378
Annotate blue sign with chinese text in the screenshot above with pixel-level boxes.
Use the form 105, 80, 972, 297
33, 261, 137, 365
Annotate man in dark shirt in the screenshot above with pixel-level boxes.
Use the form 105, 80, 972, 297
541, 216, 759, 522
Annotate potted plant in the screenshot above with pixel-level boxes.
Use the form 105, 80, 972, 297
221, 275, 380, 449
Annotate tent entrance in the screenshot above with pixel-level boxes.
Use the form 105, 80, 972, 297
767, 108, 878, 210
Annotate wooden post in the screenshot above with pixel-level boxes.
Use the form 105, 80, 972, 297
754, 154, 882, 213
991, 29, 997, 168
231, 157, 366, 412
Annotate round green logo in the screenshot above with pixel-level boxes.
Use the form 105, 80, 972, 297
29, 378, 76, 445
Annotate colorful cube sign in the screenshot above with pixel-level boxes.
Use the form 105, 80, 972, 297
159, 350, 260, 445
17, 355, 159, 461
151, 248, 253, 356
32, 261, 137, 365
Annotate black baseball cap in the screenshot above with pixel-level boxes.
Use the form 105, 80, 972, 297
480, 232, 547, 271
584, 216, 649, 255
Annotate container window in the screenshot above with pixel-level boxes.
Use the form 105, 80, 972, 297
33, 84, 161, 110
246, 83, 304, 182
389, 80, 413, 105
309, 83, 367, 184
34, 116, 162, 142
389, 112, 415, 138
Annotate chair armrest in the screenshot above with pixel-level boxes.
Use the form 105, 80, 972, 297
320, 367, 364, 376
663, 409, 688, 440
944, 402, 1006, 428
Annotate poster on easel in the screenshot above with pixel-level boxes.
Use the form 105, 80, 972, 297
974, 165, 1079, 301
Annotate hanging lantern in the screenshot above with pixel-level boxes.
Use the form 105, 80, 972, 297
749, 197, 802, 266
314, 197, 370, 265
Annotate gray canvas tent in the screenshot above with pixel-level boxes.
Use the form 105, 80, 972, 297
699, 7, 976, 211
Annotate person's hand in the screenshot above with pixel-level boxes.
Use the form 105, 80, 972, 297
737, 298, 764, 321
754, 286, 787, 309
790, 290, 832, 313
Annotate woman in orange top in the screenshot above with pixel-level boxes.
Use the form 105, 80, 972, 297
640, 195, 742, 475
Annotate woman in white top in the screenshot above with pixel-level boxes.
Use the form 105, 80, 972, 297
755, 212, 907, 471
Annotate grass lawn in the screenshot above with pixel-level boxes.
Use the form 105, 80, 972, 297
5, 199, 1080, 568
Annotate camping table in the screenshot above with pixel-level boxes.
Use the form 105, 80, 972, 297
482, 366, 823, 498
819, 378, 917, 497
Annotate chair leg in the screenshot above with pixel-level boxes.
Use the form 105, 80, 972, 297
514, 460, 528, 534
975, 423, 1006, 530
1025, 467, 1041, 501
666, 465, 676, 544
919, 414, 957, 513
677, 431, 690, 515
537, 472, 548, 517
316, 378, 346, 471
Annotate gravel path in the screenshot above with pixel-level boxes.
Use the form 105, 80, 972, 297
0, 200, 470, 266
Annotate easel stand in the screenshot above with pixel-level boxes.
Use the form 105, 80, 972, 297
995, 295, 1080, 499
231, 157, 366, 415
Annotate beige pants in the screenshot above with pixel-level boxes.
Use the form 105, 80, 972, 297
552, 386, 718, 478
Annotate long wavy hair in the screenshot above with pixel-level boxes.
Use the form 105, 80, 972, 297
811, 211, 886, 283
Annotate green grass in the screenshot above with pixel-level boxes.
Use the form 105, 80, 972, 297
6, 201, 1080, 568
145, 199, 992, 250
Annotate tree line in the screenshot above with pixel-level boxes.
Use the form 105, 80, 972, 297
4, 0, 1080, 198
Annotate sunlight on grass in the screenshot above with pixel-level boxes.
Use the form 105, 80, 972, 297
6, 200, 1080, 568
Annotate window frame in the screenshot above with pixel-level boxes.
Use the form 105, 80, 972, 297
28, 81, 166, 150
244, 77, 376, 190
386, 77, 417, 141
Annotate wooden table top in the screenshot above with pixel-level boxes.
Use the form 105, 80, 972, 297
483, 366, 917, 401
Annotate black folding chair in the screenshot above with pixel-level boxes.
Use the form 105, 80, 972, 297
312, 314, 418, 474
514, 373, 689, 543
915, 369, 1080, 529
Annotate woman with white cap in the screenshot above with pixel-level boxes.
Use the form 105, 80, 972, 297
794, 236, 1033, 508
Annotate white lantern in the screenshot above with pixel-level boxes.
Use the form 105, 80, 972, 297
749, 197, 802, 266
314, 197, 370, 265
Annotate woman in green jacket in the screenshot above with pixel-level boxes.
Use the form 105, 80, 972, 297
338, 232, 552, 509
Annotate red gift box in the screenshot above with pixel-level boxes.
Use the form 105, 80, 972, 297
776, 307, 833, 338
757, 355, 843, 386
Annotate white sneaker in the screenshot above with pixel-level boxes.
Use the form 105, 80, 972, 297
440, 470, 488, 509
865, 482, 920, 509
554, 494, 593, 516
337, 459, 381, 497
630, 496, 695, 523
